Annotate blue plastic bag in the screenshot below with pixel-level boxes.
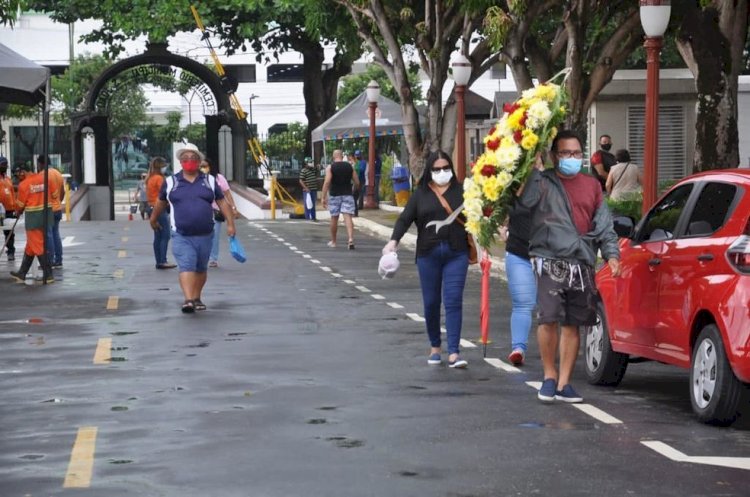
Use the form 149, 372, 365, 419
229, 235, 247, 263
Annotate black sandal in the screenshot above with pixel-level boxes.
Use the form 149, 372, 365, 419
181, 300, 195, 314
193, 299, 207, 311
348, 240, 355, 250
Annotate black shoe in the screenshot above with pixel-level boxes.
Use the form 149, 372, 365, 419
7, 253, 14, 261
10, 271, 25, 283
181, 300, 195, 313
52, 263, 63, 269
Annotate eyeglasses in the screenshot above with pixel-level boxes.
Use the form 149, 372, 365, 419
181, 155, 200, 161
556, 150, 584, 159
432, 165, 452, 172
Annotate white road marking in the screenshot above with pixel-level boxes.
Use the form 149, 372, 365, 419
460, 339, 477, 349
387, 302, 404, 309
303, 254, 311, 259
406, 313, 425, 322
295, 251, 304, 254
331, 273, 342, 278
284, 242, 291, 246
344, 280, 355, 285
355, 285, 370, 293
641, 441, 750, 471
310, 259, 321, 264
62, 236, 84, 247
526, 381, 542, 390
371, 294, 385, 300
289, 246, 298, 250
484, 357, 521, 373
320, 266, 332, 272
573, 404, 623, 424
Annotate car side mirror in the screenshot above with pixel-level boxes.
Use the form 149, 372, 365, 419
613, 215, 635, 239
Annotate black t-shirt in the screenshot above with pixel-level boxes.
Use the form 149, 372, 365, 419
330, 161, 354, 197
506, 200, 532, 259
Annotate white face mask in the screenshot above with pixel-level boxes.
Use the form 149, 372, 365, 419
431, 169, 453, 186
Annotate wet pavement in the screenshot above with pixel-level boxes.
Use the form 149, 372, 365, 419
0, 210, 748, 496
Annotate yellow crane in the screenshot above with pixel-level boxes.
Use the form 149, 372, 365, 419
190, 5, 303, 219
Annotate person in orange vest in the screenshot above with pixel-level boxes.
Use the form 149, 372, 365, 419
10, 163, 57, 284
0, 156, 17, 261
39, 156, 65, 268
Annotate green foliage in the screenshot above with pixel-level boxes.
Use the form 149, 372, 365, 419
337, 65, 423, 109
379, 154, 395, 203
483, 6, 513, 51
153, 111, 182, 144
0, 0, 24, 26
263, 122, 307, 160
606, 195, 643, 222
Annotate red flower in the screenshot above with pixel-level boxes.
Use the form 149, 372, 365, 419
483, 206, 494, 217
486, 137, 500, 151
488, 125, 496, 136
480, 164, 496, 177
503, 102, 519, 114
519, 112, 528, 127
513, 130, 523, 143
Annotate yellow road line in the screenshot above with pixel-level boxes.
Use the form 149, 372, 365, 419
117, 250, 127, 258
93, 338, 112, 364
121, 236, 129, 242
106, 296, 119, 310
113, 269, 124, 279
63, 426, 98, 488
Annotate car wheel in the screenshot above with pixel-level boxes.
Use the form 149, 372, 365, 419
584, 303, 628, 386
690, 324, 746, 425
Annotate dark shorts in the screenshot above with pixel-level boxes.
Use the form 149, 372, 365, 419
534, 259, 598, 326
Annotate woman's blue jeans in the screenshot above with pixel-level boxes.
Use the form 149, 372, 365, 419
505, 252, 537, 352
153, 210, 171, 266
416, 241, 469, 355
210, 219, 223, 262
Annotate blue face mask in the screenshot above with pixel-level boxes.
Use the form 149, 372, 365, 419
558, 157, 582, 176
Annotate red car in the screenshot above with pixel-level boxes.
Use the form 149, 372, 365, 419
586, 169, 750, 425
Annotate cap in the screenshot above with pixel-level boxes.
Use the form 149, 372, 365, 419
175, 143, 204, 161
378, 252, 400, 279
354, 150, 362, 157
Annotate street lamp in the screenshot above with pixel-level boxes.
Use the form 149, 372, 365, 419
248, 94, 258, 135
640, 0, 671, 215
365, 80, 380, 209
451, 53, 472, 183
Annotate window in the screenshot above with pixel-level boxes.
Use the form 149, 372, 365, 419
627, 105, 686, 181
638, 183, 693, 242
684, 182, 737, 236
224, 64, 256, 83
267, 64, 304, 83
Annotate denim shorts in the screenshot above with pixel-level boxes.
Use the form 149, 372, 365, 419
328, 195, 355, 216
171, 231, 212, 273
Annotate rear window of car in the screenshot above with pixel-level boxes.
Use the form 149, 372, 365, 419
684, 182, 737, 237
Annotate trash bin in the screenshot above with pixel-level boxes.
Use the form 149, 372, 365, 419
391, 160, 411, 207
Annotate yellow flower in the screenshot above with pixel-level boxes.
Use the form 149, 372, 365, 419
466, 219, 481, 237
534, 84, 557, 102
482, 175, 502, 202
521, 129, 539, 150
507, 107, 527, 130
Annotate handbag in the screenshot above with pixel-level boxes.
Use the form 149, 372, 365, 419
428, 184, 478, 265
213, 209, 225, 222
229, 235, 247, 263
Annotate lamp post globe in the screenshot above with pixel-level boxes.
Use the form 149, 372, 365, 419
365, 80, 380, 209
639, 0, 671, 215
451, 54, 471, 183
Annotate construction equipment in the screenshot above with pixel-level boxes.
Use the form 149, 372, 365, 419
190, 5, 303, 219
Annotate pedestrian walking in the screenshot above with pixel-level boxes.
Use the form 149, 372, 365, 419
589, 134, 617, 192
298, 157, 319, 221
149, 143, 236, 313
519, 130, 621, 403
200, 157, 238, 268
39, 156, 65, 269
321, 149, 359, 250
147, 157, 176, 269
0, 156, 17, 261
133, 173, 149, 220
354, 150, 366, 211
382, 151, 470, 368
9, 164, 57, 284
606, 149, 642, 201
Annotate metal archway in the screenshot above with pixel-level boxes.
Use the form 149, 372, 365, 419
71, 43, 246, 219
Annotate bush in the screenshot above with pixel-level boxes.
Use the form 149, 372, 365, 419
379, 155, 395, 202
607, 192, 643, 222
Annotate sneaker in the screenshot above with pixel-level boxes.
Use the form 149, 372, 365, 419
537, 378, 557, 403
555, 384, 583, 403
448, 357, 468, 369
326, 241, 336, 248
508, 349, 525, 366
427, 353, 442, 365
208, 261, 219, 268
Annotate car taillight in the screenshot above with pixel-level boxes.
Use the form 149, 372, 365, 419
727, 229, 750, 274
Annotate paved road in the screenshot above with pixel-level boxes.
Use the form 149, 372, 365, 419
0, 216, 748, 496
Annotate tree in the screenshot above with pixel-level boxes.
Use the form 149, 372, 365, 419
334, 0, 495, 176
673, 0, 749, 170
0, 0, 24, 26
52, 54, 149, 139
336, 64, 423, 108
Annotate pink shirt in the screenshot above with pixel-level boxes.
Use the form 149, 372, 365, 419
212, 173, 230, 209
558, 172, 602, 235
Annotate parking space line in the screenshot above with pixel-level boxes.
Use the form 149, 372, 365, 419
460, 339, 477, 349
106, 296, 119, 310
113, 269, 124, 279
331, 273, 342, 278
343, 279, 355, 284
311, 259, 321, 264
371, 294, 385, 300
63, 426, 98, 488
320, 266, 332, 272
117, 250, 126, 258
484, 357, 522, 372
93, 338, 112, 364
303, 254, 311, 259
406, 313, 425, 322
387, 302, 404, 309
572, 404, 623, 424
641, 441, 750, 471
355, 285, 370, 293
526, 381, 542, 390
289, 246, 298, 250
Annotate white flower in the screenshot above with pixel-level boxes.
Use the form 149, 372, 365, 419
526, 100, 552, 129
494, 143, 522, 168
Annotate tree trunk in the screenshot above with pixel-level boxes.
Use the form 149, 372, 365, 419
676, 2, 747, 171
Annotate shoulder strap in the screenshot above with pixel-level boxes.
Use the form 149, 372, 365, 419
611, 163, 631, 191
429, 183, 465, 226
165, 176, 174, 195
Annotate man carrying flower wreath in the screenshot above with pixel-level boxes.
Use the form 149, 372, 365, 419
519, 129, 621, 404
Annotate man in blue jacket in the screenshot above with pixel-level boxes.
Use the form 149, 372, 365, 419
520, 130, 621, 404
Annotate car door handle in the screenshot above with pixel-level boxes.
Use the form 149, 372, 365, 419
697, 254, 714, 262
648, 258, 661, 266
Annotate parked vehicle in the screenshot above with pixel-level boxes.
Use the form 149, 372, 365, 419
586, 169, 750, 425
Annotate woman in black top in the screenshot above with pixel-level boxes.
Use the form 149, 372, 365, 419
383, 151, 469, 368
